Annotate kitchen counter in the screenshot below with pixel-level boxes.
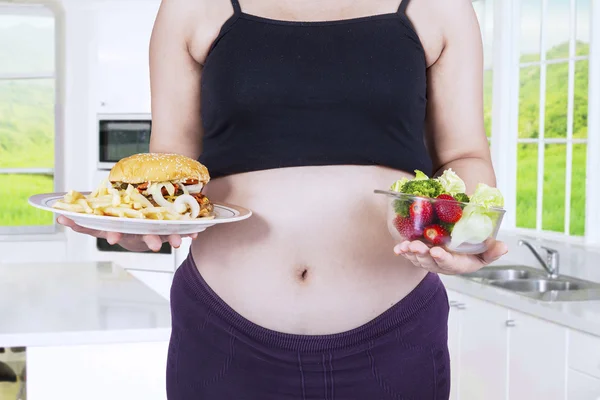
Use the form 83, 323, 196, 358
0, 261, 171, 347
441, 269, 600, 337
437, 231, 600, 337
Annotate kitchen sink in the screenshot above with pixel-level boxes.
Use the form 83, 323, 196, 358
489, 279, 590, 292
461, 265, 600, 302
463, 265, 543, 281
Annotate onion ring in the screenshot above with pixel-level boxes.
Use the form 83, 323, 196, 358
173, 194, 200, 218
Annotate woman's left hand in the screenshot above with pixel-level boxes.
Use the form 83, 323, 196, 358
394, 239, 508, 275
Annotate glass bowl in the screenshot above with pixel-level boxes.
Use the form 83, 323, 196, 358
375, 190, 505, 254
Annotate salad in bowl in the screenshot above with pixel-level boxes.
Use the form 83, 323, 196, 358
375, 169, 505, 254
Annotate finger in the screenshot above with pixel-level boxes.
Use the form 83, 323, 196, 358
400, 241, 426, 266
408, 240, 430, 256
479, 240, 509, 264
408, 241, 441, 271
415, 252, 439, 271
429, 247, 462, 273
167, 234, 182, 249
105, 231, 123, 245
402, 251, 419, 264
142, 235, 164, 252
393, 241, 411, 255
57, 216, 105, 238
56, 216, 71, 226
188, 232, 199, 240
430, 247, 486, 274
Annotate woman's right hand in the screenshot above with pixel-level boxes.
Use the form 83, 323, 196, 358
56, 215, 197, 252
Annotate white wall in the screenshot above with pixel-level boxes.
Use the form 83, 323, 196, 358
0, 0, 93, 263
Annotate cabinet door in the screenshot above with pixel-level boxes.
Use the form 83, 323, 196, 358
446, 290, 465, 400
458, 297, 509, 400
568, 369, 600, 400
95, 1, 160, 114
569, 329, 600, 380
508, 310, 567, 400
27, 342, 169, 400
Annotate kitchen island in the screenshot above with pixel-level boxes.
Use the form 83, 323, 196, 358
0, 261, 171, 400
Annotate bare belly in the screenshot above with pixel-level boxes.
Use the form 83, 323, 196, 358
190, 165, 428, 335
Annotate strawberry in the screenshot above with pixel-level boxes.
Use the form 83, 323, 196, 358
434, 194, 463, 223
423, 224, 450, 246
409, 198, 434, 226
393, 215, 423, 241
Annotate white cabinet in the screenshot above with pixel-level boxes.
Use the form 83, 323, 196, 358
447, 290, 465, 400
94, 0, 161, 114
507, 310, 567, 400
446, 290, 509, 400
567, 369, 600, 400
27, 341, 169, 400
446, 289, 581, 400
569, 329, 600, 379
458, 297, 509, 400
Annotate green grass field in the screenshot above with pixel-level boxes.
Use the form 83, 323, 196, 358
1, 174, 54, 226
0, 42, 591, 234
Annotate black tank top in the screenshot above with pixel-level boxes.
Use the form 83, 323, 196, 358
199, 0, 431, 179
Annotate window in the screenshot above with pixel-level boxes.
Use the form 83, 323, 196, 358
516, 0, 589, 237
475, 0, 596, 243
473, 0, 494, 139
0, 4, 57, 234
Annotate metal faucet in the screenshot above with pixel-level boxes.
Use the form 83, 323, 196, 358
518, 239, 560, 279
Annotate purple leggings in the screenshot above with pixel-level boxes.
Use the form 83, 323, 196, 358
166, 254, 450, 399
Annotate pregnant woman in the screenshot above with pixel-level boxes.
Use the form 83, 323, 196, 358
59, 0, 507, 398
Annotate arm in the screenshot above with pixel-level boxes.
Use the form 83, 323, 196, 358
423, 0, 495, 194
149, 0, 203, 159
396, 0, 507, 272
57, 0, 205, 252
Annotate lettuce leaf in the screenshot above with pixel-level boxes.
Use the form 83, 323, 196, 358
470, 183, 504, 209
450, 204, 494, 247
437, 168, 466, 195
414, 170, 428, 180
390, 177, 409, 192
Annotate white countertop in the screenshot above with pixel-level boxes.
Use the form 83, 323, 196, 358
0, 261, 171, 347
441, 270, 600, 337
436, 231, 600, 337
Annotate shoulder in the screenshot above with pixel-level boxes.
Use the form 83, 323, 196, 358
423, 0, 481, 48
154, 0, 236, 64
406, 0, 481, 67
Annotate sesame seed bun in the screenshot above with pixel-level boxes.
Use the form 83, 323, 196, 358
108, 153, 210, 184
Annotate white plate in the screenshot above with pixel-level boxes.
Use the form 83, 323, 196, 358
29, 192, 252, 235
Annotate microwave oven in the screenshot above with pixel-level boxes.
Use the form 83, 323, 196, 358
97, 113, 152, 170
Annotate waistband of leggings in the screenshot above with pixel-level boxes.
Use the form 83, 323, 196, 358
179, 252, 444, 353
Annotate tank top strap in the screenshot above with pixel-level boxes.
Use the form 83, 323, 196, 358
231, 0, 242, 14
397, 0, 411, 15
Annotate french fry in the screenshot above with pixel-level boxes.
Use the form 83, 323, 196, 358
53, 201, 85, 213
53, 179, 215, 221
63, 190, 84, 204
77, 199, 94, 214
127, 189, 153, 208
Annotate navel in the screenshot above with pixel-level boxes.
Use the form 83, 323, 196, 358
296, 266, 310, 283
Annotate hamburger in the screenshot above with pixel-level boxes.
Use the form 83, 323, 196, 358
108, 153, 214, 219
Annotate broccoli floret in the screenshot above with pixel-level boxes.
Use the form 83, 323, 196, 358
453, 193, 470, 203
400, 179, 444, 198
393, 199, 411, 217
